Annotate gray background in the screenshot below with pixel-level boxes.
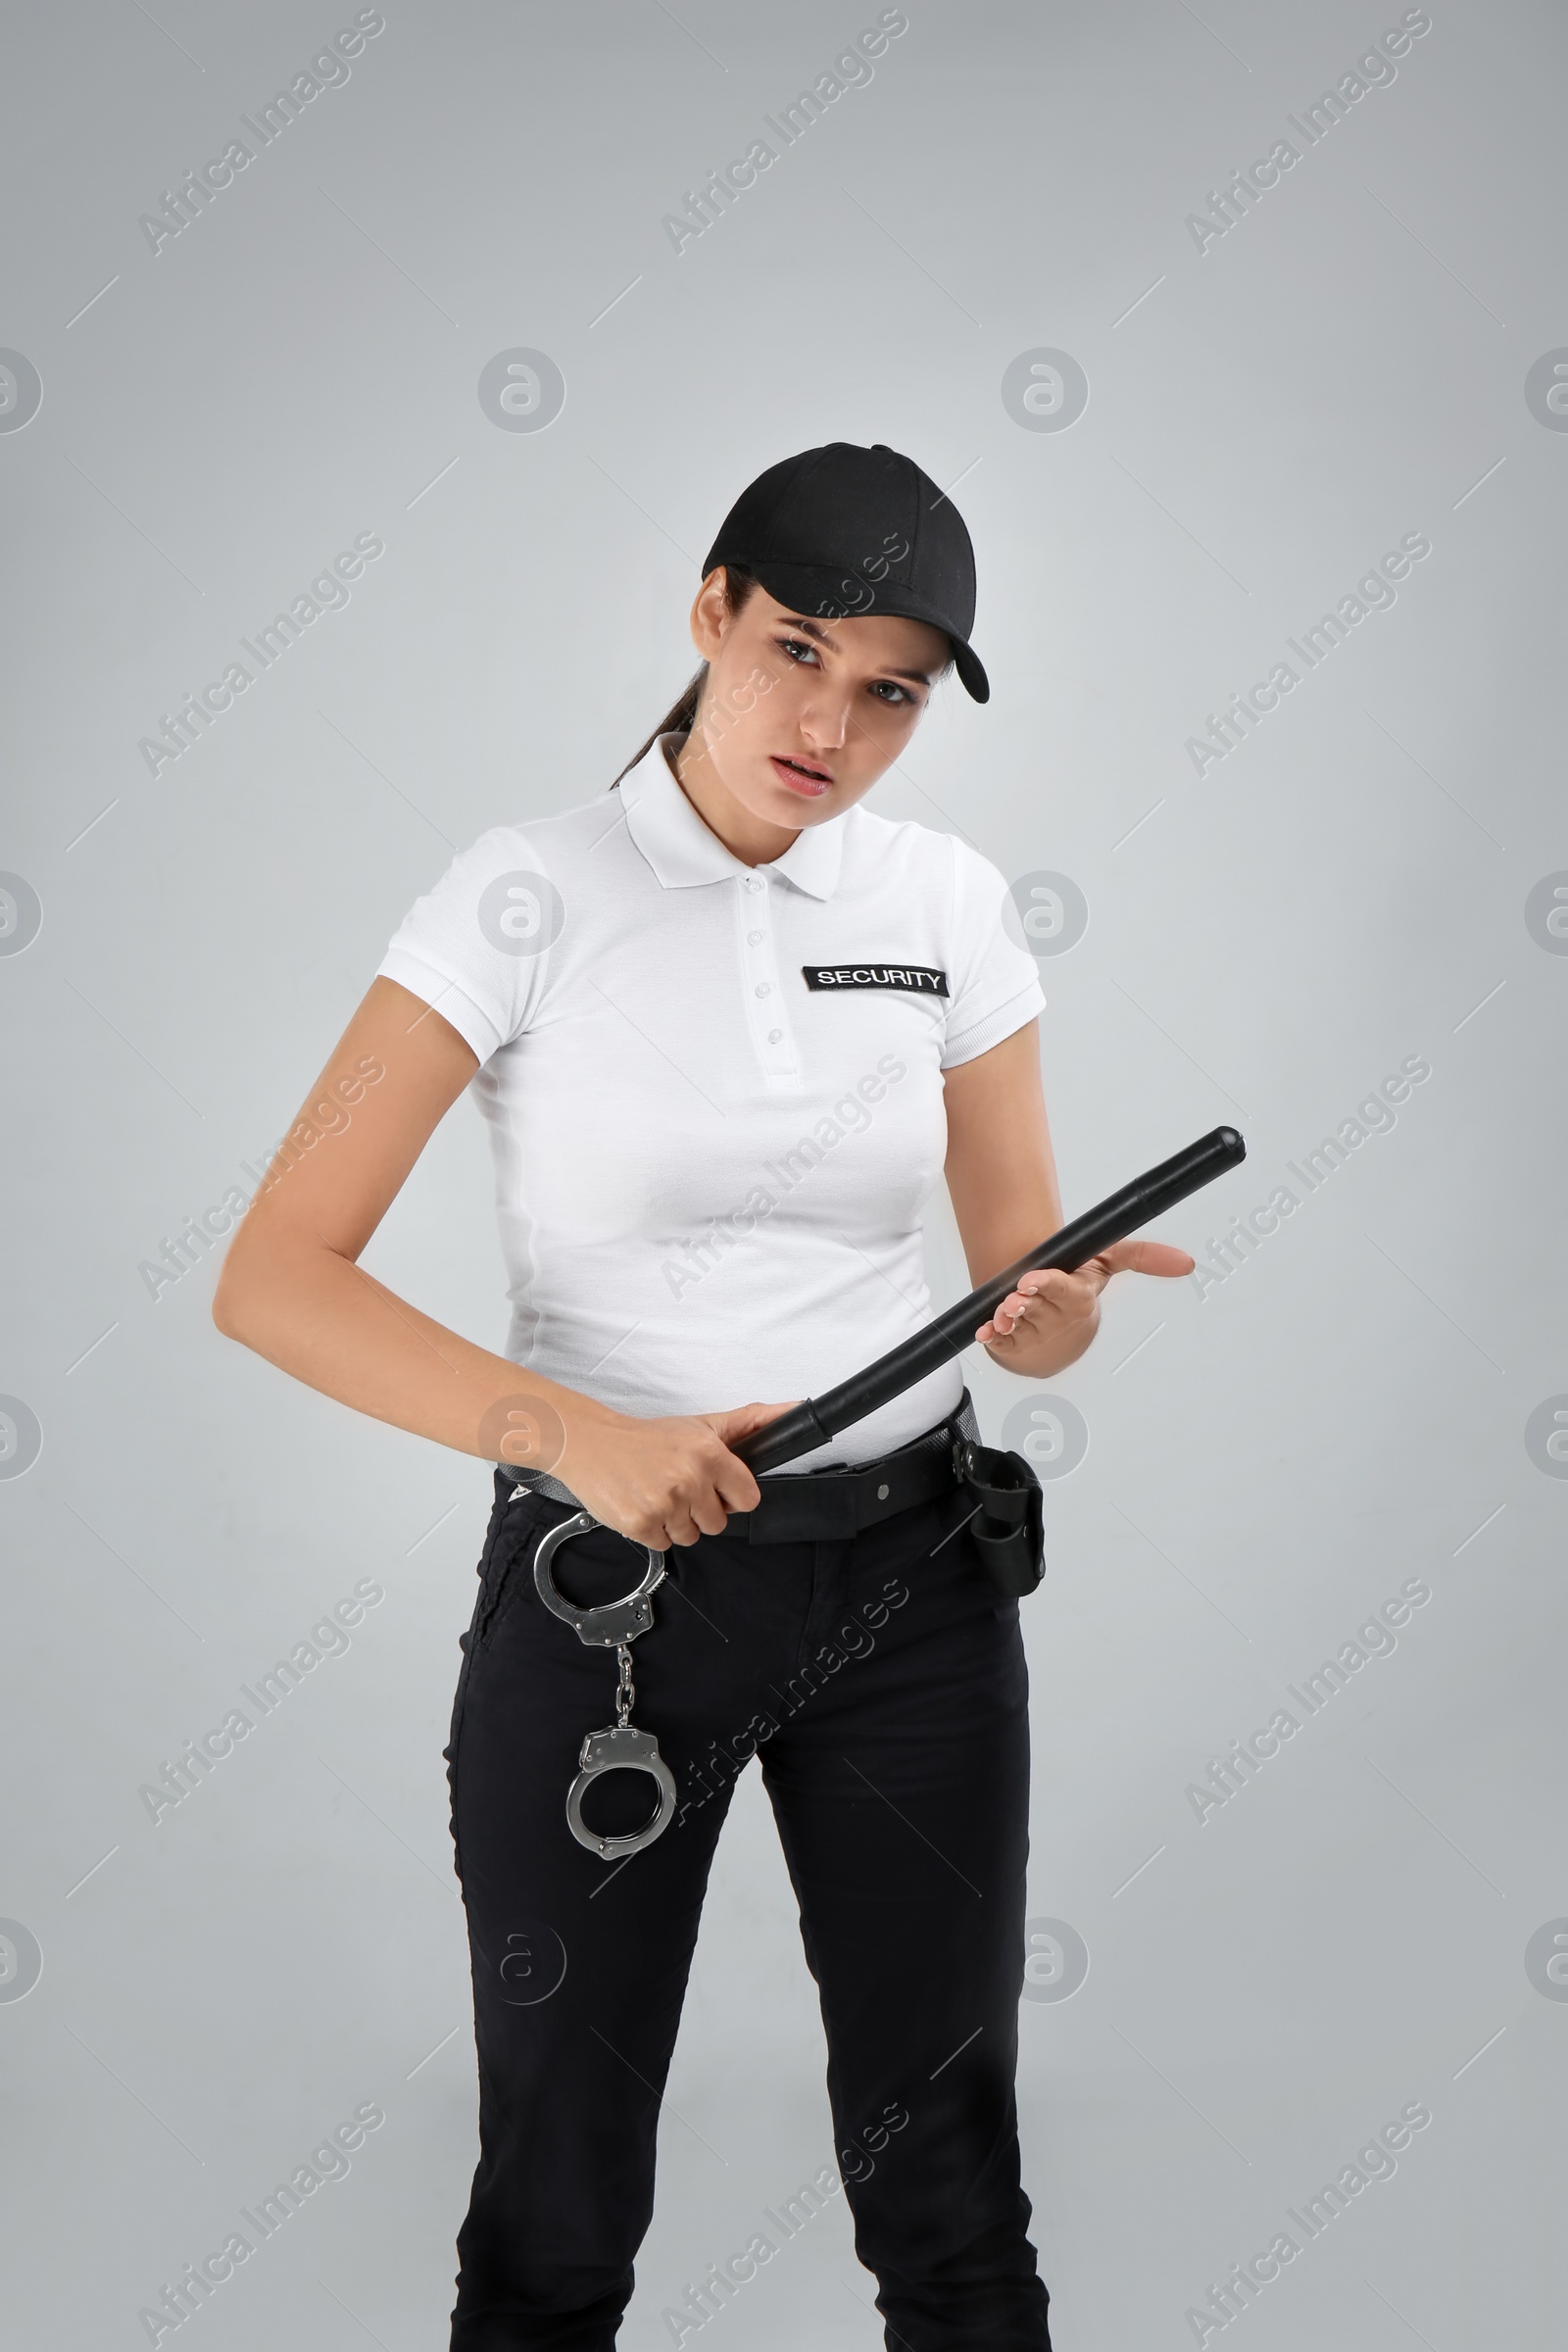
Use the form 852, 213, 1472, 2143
2, 1, 1564, 2344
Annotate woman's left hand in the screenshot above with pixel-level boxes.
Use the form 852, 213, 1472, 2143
975, 1238, 1196, 1376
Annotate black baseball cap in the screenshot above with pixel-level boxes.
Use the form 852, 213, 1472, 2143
702, 441, 989, 703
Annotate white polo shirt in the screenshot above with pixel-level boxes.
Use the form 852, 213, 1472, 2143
376, 734, 1045, 1467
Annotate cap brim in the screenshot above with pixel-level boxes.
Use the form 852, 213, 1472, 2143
730, 559, 990, 705
949, 638, 991, 705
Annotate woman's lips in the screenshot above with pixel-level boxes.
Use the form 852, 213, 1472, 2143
769, 754, 832, 798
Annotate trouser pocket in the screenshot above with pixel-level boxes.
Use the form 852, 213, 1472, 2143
446, 1475, 534, 1879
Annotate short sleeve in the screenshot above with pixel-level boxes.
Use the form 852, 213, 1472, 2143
374, 827, 558, 1065
940, 837, 1047, 1070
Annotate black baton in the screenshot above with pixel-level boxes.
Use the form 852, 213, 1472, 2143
734, 1123, 1247, 1476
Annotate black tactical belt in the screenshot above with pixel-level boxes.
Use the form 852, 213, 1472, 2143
510, 1390, 1045, 1597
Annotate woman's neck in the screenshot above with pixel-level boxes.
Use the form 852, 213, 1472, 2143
666, 731, 801, 870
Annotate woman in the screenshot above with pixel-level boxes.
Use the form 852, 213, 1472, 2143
213, 439, 1191, 2350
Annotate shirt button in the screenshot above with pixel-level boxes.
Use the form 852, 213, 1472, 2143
755, 982, 771, 998
748, 930, 763, 946
745, 876, 762, 893
768, 1028, 782, 1043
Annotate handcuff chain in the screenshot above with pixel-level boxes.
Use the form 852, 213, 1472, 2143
614, 1642, 635, 1727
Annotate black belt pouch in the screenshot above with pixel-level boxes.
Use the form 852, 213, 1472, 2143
959, 1441, 1047, 1598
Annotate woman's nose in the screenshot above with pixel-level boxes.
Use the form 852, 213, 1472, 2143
798, 698, 850, 752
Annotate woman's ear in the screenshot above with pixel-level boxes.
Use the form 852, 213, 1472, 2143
688, 567, 734, 662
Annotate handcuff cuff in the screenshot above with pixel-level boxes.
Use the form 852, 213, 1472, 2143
528, 1508, 678, 1861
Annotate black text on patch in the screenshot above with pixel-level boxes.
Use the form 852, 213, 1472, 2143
802, 963, 950, 996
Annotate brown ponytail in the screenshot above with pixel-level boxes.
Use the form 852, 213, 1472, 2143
610, 566, 759, 788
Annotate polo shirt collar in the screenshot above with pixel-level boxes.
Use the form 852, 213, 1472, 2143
617, 732, 844, 901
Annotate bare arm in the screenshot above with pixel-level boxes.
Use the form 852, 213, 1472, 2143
212, 977, 787, 1544
942, 1020, 1193, 1379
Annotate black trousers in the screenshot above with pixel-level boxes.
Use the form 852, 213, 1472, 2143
444, 1462, 1054, 2351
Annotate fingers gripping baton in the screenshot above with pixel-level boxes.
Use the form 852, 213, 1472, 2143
537, 1123, 1246, 1859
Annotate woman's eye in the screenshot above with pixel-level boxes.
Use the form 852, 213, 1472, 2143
871, 680, 914, 706
778, 637, 818, 665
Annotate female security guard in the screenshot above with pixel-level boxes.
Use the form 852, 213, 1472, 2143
213, 440, 1192, 2350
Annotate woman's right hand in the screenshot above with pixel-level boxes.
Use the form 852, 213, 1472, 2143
560, 1399, 798, 1550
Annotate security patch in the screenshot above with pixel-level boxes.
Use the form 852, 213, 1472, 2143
802, 963, 949, 996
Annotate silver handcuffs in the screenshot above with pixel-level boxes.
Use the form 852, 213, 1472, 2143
530, 1508, 678, 1862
